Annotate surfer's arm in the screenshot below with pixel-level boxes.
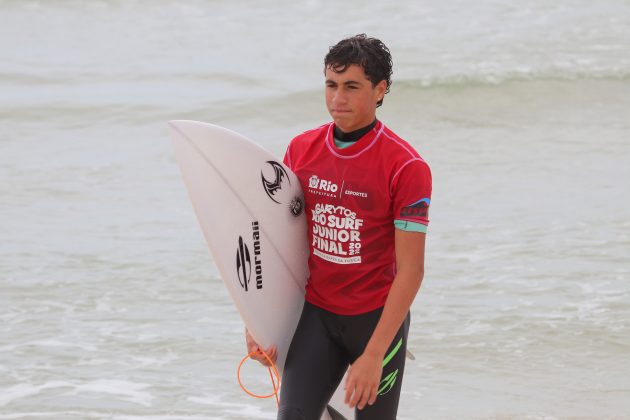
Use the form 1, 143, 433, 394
245, 328, 278, 367
344, 229, 425, 409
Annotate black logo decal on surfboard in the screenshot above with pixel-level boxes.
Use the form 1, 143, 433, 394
236, 222, 263, 291
236, 236, 251, 291
251, 221, 263, 290
261, 161, 304, 217
290, 197, 304, 217
261, 161, 290, 204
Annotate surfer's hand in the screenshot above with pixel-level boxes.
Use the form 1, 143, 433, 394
245, 329, 277, 367
344, 352, 382, 410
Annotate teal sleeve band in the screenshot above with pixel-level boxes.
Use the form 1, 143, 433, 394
394, 219, 428, 233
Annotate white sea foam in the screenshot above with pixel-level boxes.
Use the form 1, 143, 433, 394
67, 380, 155, 407
187, 395, 275, 419
128, 353, 179, 368
0, 382, 73, 407
23, 339, 98, 352
112, 417, 213, 420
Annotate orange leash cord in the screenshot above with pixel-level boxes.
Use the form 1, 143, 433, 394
237, 350, 281, 407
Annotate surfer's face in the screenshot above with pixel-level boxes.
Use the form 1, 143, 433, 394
325, 64, 386, 133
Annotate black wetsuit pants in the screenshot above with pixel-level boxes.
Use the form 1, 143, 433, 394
278, 301, 410, 420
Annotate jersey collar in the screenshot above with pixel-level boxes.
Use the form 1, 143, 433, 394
325, 120, 384, 159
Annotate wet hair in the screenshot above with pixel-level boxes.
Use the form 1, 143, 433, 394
324, 34, 393, 107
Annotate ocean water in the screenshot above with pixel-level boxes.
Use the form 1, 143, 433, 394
1, 1, 629, 419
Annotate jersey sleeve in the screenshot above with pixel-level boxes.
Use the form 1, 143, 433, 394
391, 159, 432, 232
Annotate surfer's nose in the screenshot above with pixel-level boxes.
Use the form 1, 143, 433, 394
331, 89, 347, 105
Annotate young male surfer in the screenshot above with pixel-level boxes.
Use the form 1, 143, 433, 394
246, 34, 431, 420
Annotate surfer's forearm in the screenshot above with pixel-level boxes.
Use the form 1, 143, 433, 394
344, 233, 424, 410
364, 266, 422, 359
364, 230, 425, 359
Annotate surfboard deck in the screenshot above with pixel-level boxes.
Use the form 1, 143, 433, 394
169, 120, 352, 420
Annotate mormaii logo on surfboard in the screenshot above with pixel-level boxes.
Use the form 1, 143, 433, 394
261, 161, 304, 217
235, 221, 263, 291
236, 236, 252, 291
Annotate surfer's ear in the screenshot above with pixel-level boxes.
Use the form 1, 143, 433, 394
374, 79, 387, 107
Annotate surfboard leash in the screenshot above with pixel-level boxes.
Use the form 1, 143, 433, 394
237, 350, 281, 407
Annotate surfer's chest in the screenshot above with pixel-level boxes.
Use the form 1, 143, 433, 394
294, 157, 391, 218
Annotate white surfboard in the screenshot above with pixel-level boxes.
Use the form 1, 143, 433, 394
169, 120, 352, 420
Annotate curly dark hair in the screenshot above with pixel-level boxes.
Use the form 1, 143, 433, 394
324, 34, 393, 107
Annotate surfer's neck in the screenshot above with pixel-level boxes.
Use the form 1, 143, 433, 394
333, 119, 378, 143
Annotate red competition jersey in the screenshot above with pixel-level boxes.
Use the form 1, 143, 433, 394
284, 120, 432, 315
